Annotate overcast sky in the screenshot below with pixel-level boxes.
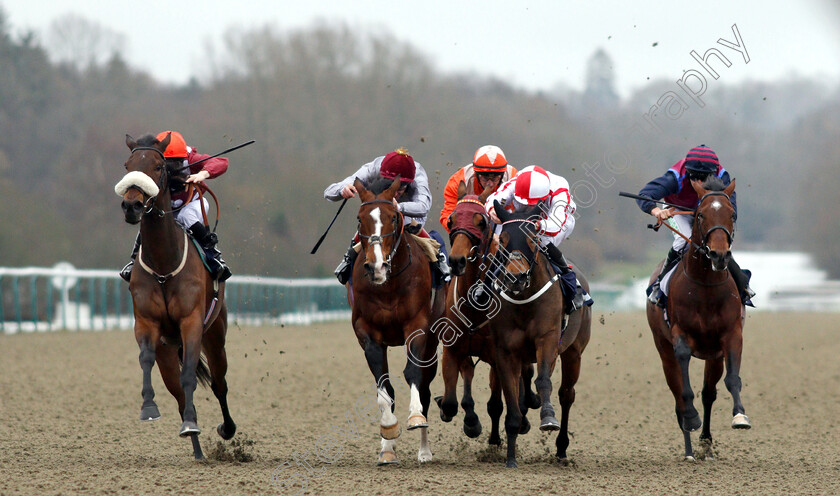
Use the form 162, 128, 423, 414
1, 0, 838, 96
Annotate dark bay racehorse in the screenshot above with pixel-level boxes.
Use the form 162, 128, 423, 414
491, 201, 592, 468
647, 178, 750, 461
436, 182, 541, 445
115, 133, 236, 460
348, 176, 442, 465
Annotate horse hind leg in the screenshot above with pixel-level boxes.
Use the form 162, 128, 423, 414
555, 347, 583, 464
653, 329, 696, 460
673, 335, 701, 433
203, 312, 236, 440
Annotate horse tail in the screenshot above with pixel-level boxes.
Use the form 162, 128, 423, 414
178, 346, 213, 389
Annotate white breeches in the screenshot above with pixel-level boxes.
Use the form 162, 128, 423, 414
667, 214, 693, 252
173, 197, 209, 229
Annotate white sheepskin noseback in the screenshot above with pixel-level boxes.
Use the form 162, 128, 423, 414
114, 171, 160, 198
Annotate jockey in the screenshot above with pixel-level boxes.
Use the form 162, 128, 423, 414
324, 148, 450, 286
120, 130, 232, 282
439, 145, 518, 230
484, 165, 587, 311
636, 144, 754, 307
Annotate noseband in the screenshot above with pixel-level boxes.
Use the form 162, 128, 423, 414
358, 199, 405, 271
448, 199, 490, 260
128, 146, 169, 216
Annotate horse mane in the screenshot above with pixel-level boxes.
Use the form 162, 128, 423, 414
369, 177, 399, 195
702, 176, 726, 192
135, 134, 160, 147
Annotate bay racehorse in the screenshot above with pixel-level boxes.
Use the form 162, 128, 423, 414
348, 176, 442, 465
115, 133, 236, 460
435, 181, 541, 444
646, 177, 750, 461
491, 201, 592, 468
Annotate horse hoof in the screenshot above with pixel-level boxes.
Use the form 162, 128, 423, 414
377, 450, 399, 466
380, 421, 401, 440
557, 457, 574, 467
519, 417, 531, 435
217, 422, 236, 440
732, 413, 751, 429
463, 420, 482, 438
539, 416, 561, 432
407, 414, 428, 430
179, 421, 201, 438
488, 435, 501, 446
417, 448, 433, 463
505, 458, 518, 468
684, 455, 696, 462
140, 404, 161, 421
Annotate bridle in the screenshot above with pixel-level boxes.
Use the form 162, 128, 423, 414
358, 199, 406, 273
448, 198, 491, 262
128, 146, 170, 217
693, 191, 736, 259
496, 218, 542, 291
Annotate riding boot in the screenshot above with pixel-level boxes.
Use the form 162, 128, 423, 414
544, 243, 586, 313
335, 242, 358, 285
728, 258, 756, 307
119, 232, 141, 282
648, 247, 682, 307
432, 252, 451, 288
188, 222, 232, 282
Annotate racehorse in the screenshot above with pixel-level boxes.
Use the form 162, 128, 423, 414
115, 133, 236, 460
348, 176, 442, 465
435, 181, 541, 445
646, 177, 750, 461
491, 201, 592, 468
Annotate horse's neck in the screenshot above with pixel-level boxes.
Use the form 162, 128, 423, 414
139, 195, 185, 270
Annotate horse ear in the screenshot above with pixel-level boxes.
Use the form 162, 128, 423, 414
690, 178, 707, 197
157, 132, 171, 153
478, 183, 494, 203
457, 180, 467, 200
354, 178, 371, 201
493, 200, 511, 223
385, 176, 402, 198
126, 134, 137, 150
723, 179, 736, 197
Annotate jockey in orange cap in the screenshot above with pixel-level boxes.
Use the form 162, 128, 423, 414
120, 131, 232, 282
439, 145, 518, 230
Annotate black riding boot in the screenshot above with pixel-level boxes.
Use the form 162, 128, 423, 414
648, 247, 682, 308
335, 241, 358, 285
119, 232, 141, 282
188, 222, 232, 282
728, 258, 756, 307
544, 243, 587, 313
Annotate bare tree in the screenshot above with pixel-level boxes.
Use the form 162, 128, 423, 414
44, 13, 125, 70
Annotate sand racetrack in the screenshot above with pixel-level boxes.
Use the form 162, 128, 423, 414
1, 312, 838, 495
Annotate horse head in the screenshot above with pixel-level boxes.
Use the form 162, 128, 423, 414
355, 176, 404, 285
493, 200, 544, 294
447, 181, 493, 276
115, 133, 172, 224
691, 178, 737, 272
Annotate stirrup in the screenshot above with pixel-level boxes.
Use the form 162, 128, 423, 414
120, 260, 134, 282
335, 258, 352, 285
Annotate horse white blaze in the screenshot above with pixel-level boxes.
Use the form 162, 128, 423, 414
378, 387, 398, 428
369, 207, 387, 282
711, 200, 722, 210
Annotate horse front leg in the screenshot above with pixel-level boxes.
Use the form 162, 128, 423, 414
722, 328, 751, 429
135, 319, 161, 421
534, 333, 561, 432
361, 336, 400, 466
178, 314, 205, 460
699, 357, 724, 459
460, 357, 483, 438
487, 367, 504, 446
435, 346, 460, 422
495, 351, 523, 468
673, 333, 701, 433
651, 328, 695, 460
404, 324, 436, 463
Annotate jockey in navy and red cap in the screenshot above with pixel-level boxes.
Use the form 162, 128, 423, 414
324, 148, 450, 286
637, 145, 754, 307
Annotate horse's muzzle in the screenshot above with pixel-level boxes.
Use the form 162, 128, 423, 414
708, 249, 732, 272
363, 261, 390, 285
449, 255, 467, 276
122, 199, 144, 224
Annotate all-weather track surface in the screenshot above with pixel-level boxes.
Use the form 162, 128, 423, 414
1, 312, 838, 495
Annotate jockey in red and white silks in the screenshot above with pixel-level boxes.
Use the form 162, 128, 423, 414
485, 165, 576, 248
